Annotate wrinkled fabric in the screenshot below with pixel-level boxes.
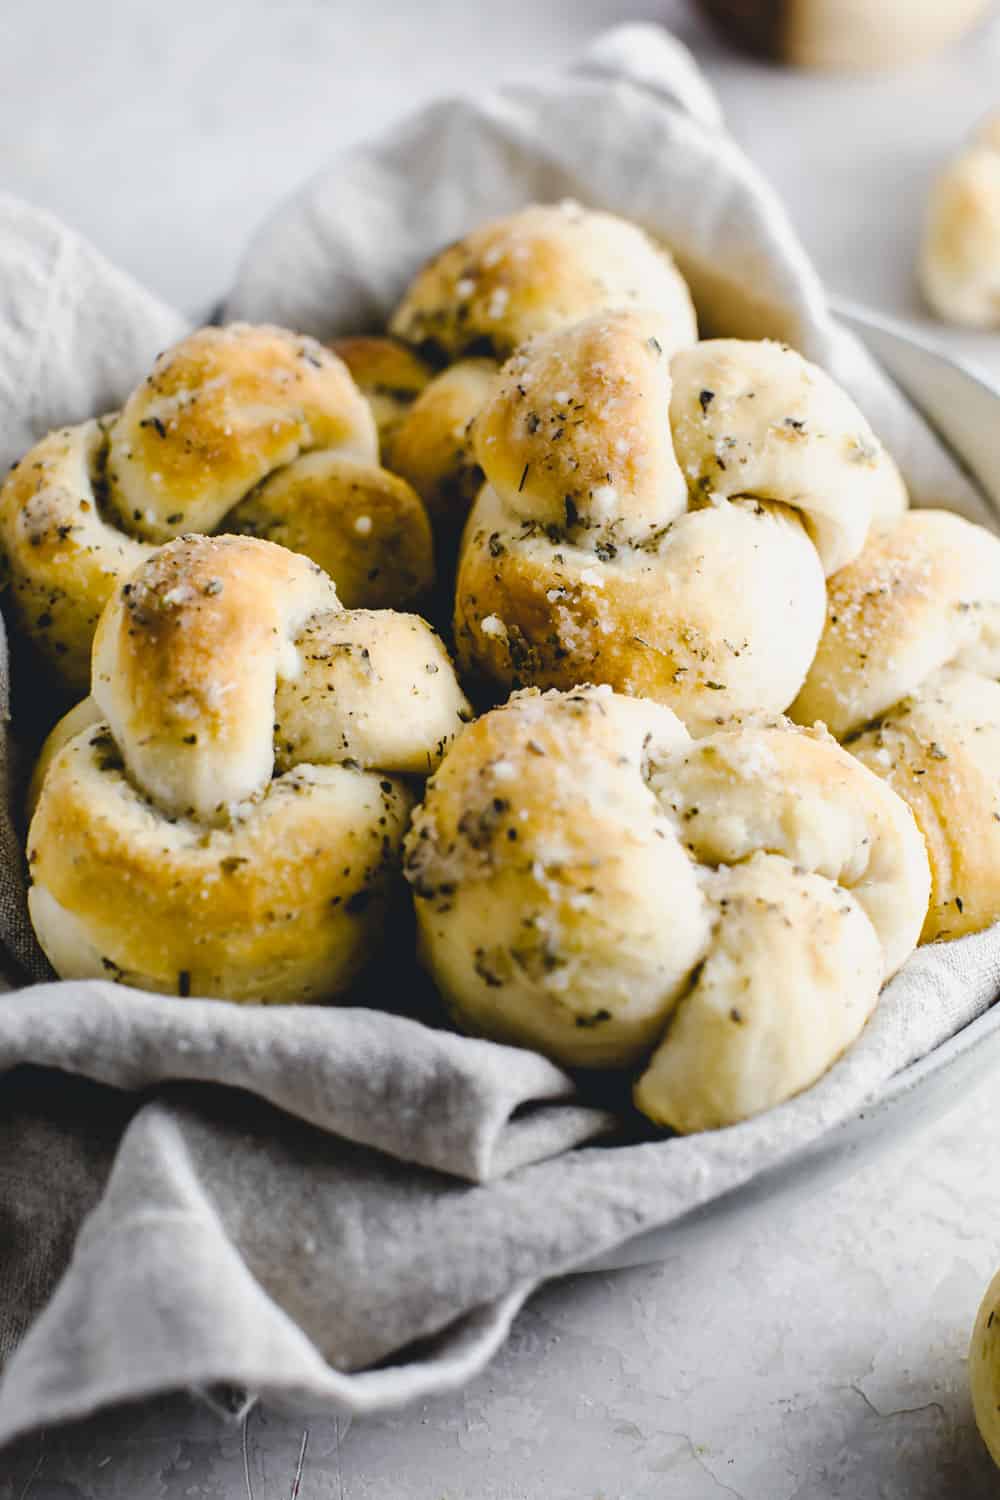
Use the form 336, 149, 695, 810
0, 23, 997, 1451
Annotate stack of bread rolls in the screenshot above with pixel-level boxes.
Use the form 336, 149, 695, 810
8, 200, 997, 1135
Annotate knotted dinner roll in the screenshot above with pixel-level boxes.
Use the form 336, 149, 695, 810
0, 324, 434, 692
792, 508, 1000, 941
387, 360, 500, 544
347, 203, 699, 544
920, 113, 1000, 328
404, 686, 930, 1132
333, 344, 495, 555
455, 310, 906, 730
390, 201, 698, 366
971, 1263, 1000, 1469
27, 534, 470, 1003
330, 336, 435, 450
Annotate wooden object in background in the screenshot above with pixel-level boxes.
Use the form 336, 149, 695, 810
695, 0, 994, 71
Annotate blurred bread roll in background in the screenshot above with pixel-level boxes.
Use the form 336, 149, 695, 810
695, 0, 993, 72
971, 1263, 1000, 1469
920, 112, 1000, 327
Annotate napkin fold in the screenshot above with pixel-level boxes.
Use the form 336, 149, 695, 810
0, 23, 998, 1449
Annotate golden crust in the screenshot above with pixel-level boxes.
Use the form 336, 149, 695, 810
670, 339, 907, 575
850, 668, 1000, 942
227, 452, 433, 609
0, 324, 435, 690
26, 696, 102, 820
387, 359, 497, 535
970, 1262, 1000, 1469
405, 688, 930, 1130
0, 422, 152, 690
472, 309, 687, 538
454, 486, 825, 733
29, 737, 413, 1004
791, 509, 1000, 739
792, 510, 1000, 943
921, 114, 1000, 328
29, 533, 471, 1003
273, 607, 473, 777
92, 535, 336, 823
329, 335, 434, 449
455, 313, 897, 728
110, 324, 377, 541
405, 686, 708, 1069
390, 202, 698, 363
385, 203, 697, 544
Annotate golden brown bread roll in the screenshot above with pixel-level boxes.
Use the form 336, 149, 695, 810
328, 335, 434, 450
386, 359, 498, 545
696, 0, 992, 72
848, 669, 1000, 944
921, 114, 1000, 328
331, 346, 496, 551
0, 324, 434, 692
971, 1263, 1000, 1469
454, 311, 906, 730
404, 686, 930, 1132
792, 508, 1000, 941
390, 201, 698, 366
375, 202, 698, 539
27, 534, 470, 1003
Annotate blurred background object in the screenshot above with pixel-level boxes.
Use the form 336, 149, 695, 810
5, 0, 1000, 363
970, 1263, 1000, 1468
695, 0, 994, 71
920, 113, 1000, 327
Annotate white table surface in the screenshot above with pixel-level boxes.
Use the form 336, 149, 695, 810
3, 2, 1000, 1496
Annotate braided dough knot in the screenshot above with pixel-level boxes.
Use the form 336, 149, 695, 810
0, 324, 434, 690
404, 685, 929, 1131
455, 310, 907, 730
793, 508, 1000, 940
340, 202, 700, 546
27, 534, 470, 1002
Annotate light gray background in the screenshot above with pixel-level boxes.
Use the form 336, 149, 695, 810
3, 1, 1000, 1495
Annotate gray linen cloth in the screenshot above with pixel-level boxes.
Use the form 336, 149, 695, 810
1, 25, 999, 1448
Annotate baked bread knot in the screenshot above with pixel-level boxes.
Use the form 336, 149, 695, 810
792, 509, 1000, 941
390, 201, 698, 367
372, 202, 698, 539
387, 359, 499, 545
0, 324, 434, 692
27, 534, 470, 1003
329, 336, 435, 450
455, 311, 906, 730
404, 686, 930, 1132
332, 341, 495, 551
920, 113, 1000, 328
